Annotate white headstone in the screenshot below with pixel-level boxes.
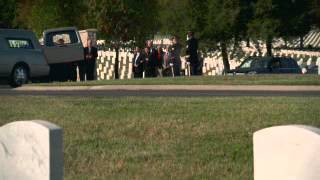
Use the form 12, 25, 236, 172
0, 120, 63, 180
254, 125, 320, 180
316, 57, 320, 75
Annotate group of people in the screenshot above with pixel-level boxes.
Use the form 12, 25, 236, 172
55, 31, 199, 81
133, 31, 199, 78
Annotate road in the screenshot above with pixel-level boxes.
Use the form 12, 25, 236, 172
0, 85, 320, 97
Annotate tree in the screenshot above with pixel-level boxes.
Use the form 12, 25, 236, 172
311, 0, 320, 29
87, 0, 159, 78
157, 0, 209, 50
248, 0, 281, 56
14, 0, 33, 29
248, 0, 313, 55
204, 0, 251, 73
0, 0, 16, 28
23, 0, 86, 37
158, 0, 192, 41
278, 0, 312, 49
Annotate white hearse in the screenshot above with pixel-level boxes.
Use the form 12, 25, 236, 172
0, 27, 85, 87
0, 29, 50, 87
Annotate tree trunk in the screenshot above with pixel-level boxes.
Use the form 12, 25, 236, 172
231, 36, 239, 59
115, 47, 119, 79
246, 38, 250, 47
266, 36, 273, 57
255, 41, 262, 56
299, 35, 304, 49
221, 41, 230, 74
284, 38, 288, 48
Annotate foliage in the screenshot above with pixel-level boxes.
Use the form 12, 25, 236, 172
203, 0, 253, 71
0, 0, 16, 28
14, 0, 86, 37
86, 0, 159, 47
311, 0, 320, 28
5, 0, 320, 55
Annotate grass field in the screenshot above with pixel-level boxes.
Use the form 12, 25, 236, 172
30, 74, 320, 86
0, 96, 319, 179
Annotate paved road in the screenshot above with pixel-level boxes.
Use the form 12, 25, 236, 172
1, 85, 320, 97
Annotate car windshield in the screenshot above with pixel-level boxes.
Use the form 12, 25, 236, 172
239, 58, 256, 69
239, 57, 267, 69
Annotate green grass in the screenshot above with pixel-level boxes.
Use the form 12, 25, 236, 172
0, 96, 320, 179
30, 74, 320, 86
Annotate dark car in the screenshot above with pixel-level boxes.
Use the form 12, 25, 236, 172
230, 56, 302, 75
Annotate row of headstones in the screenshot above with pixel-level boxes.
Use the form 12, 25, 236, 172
97, 51, 192, 79
1, 120, 319, 180
288, 30, 320, 48
96, 51, 134, 80
97, 50, 235, 78
202, 51, 247, 75
99, 48, 320, 79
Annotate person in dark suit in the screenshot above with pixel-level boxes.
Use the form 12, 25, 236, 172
132, 47, 144, 78
170, 36, 182, 76
83, 39, 98, 81
145, 40, 158, 77
156, 45, 164, 77
186, 31, 199, 75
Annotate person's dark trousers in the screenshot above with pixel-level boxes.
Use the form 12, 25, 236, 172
86, 60, 95, 81
70, 63, 78, 81
174, 63, 181, 76
133, 65, 143, 78
134, 71, 143, 78
78, 61, 86, 81
145, 64, 155, 78
191, 63, 198, 76
145, 68, 153, 77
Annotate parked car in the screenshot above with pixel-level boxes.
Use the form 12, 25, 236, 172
229, 56, 302, 75
0, 29, 50, 87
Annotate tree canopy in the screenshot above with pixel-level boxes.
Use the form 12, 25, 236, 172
0, 0, 16, 28
3, 0, 320, 54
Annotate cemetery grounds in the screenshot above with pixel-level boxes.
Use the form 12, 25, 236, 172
1, 75, 320, 179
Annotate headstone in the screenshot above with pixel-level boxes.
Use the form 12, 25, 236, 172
0, 120, 63, 180
254, 125, 320, 180
316, 57, 320, 75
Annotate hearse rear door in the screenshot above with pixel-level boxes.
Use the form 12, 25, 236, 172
43, 29, 84, 65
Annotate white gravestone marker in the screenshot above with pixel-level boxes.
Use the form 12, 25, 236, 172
0, 120, 63, 180
254, 125, 320, 180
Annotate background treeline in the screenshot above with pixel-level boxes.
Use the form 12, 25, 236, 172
1, 0, 320, 70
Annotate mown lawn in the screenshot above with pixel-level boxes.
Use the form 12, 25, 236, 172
30, 74, 320, 86
0, 96, 319, 180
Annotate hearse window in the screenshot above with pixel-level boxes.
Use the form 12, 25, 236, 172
7, 39, 34, 49
46, 30, 79, 47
